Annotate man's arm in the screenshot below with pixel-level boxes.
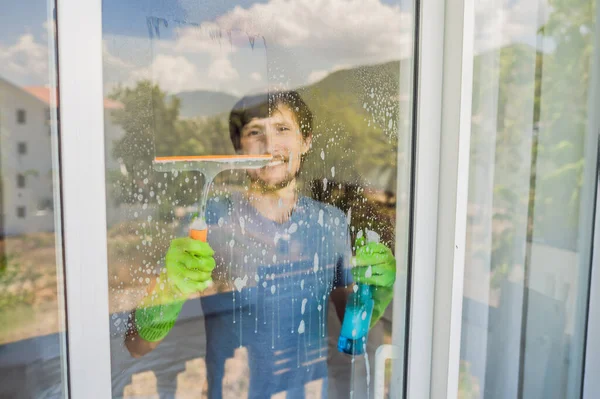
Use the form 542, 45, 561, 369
124, 309, 162, 358
123, 238, 215, 358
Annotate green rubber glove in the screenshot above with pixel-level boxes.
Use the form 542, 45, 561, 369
351, 237, 396, 328
135, 237, 216, 342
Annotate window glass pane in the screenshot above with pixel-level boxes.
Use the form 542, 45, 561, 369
0, 0, 68, 397
103, 0, 415, 397
459, 0, 599, 397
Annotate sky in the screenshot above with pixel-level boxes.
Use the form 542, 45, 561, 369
0, 0, 551, 95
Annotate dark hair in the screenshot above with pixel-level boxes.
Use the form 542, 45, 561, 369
229, 90, 313, 151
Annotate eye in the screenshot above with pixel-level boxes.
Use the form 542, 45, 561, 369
245, 129, 262, 137
277, 126, 291, 133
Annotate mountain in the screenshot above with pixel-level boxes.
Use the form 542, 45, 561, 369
170, 90, 238, 119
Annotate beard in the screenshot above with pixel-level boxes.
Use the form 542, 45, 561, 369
247, 158, 301, 191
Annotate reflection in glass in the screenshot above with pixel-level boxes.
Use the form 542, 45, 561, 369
460, 0, 599, 397
0, 0, 68, 397
103, 0, 413, 398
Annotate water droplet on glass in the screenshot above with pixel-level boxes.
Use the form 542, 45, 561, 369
234, 275, 248, 292
288, 223, 298, 234
239, 217, 246, 235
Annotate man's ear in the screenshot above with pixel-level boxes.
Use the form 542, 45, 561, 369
301, 132, 313, 155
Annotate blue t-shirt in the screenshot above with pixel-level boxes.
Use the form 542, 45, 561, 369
196, 190, 352, 398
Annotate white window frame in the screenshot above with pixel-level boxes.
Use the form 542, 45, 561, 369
408, 0, 600, 396
405, 0, 474, 397
56, 0, 112, 397
52, 0, 478, 398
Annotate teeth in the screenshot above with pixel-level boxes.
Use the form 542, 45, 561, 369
267, 160, 284, 167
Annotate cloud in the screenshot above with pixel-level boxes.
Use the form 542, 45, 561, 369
307, 70, 328, 84
208, 56, 239, 81
121, 22, 247, 92
214, 0, 414, 64
104, 0, 412, 93
125, 51, 239, 93
42, 21, 55, 42
170, 22, 238, 56
0, 34, 48, 85
474, 0, 550, 53
102, 0, 551, 95
103, 41, 135, 70
130, 54, 201, 93
307, 63, 351, 84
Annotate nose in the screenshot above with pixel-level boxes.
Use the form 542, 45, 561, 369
264, 123, 281, 155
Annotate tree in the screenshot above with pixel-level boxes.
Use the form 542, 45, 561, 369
109, 81, 211, 219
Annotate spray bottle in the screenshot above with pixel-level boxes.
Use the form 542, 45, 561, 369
337, 230, 379, 355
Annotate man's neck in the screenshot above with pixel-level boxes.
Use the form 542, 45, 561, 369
246, 179, 298, 223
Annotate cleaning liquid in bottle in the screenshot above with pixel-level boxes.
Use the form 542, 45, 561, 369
337, 230, 378, 355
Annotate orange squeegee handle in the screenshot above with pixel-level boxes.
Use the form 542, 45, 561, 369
189, 228, 208, 242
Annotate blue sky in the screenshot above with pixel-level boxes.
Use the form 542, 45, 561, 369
1, 0, 549, 93
0, 0, 271, 40
0, 0, 416, 91
0, 0, 47, 44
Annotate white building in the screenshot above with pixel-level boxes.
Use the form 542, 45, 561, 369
0, 77, 124, 236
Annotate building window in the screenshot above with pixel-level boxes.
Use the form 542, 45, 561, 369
17, 109, 26, 124
17, 207, 26, 218
37, 198, 53, 212
16, 174, 25, 188
18, 142, 27, 155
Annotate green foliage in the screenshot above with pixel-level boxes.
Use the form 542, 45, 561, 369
108, 64, 406, 237
0, 254, 35, 309
108, 80, 214, 220
458, 361, 481, 399
300, 61, 403, 184
468, 0, 595, 279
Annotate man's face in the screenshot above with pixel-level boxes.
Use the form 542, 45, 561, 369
239, 104, 311, 189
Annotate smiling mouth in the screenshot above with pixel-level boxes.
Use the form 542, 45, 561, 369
266, 160, 285, 167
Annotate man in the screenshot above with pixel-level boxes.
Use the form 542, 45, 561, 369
125, 90, 396, 398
